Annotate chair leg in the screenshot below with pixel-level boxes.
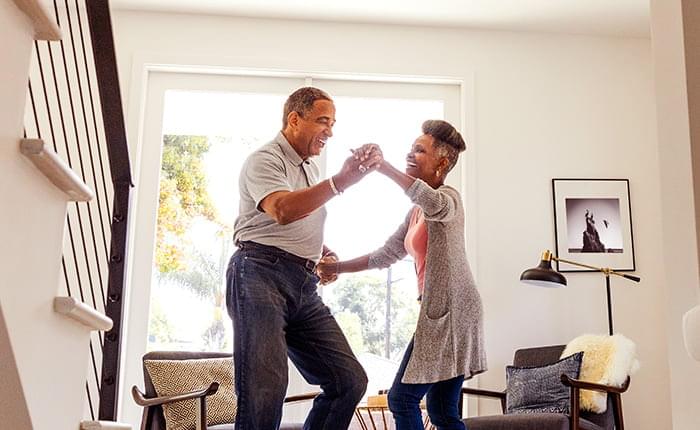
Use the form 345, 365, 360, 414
611, 393, 624, 430
196, 397, 208, 430
569, 387, 580, 430
140, 406, 150, 430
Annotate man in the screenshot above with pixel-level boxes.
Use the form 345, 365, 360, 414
227, 87, 378, 429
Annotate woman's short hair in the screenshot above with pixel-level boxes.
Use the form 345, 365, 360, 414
283, 87, 332, 129
422, 120, 466, 173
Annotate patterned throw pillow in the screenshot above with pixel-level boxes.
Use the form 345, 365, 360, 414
505, 352, 583, 415
144, 358, 236, 430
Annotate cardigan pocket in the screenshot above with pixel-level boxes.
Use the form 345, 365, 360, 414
423, 309, 451, 322
417, 311, 453, 359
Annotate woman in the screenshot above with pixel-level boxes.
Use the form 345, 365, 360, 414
316, 120, 486, 430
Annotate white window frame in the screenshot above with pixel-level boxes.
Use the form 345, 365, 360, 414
119, 63, 476, 425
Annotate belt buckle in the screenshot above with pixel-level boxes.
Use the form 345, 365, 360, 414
304, 260, 316, 271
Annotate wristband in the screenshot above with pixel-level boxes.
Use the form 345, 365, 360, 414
328, 176, 342, 195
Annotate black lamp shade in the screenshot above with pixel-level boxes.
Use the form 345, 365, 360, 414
520, 258, 567, 288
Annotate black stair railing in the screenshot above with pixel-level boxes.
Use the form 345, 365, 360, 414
24, 0, 131, 420
86, 0, 131, 420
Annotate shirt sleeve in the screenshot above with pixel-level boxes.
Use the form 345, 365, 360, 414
243, 150, 292, 210
405, 180, 460, 223
367, 210, 412, 269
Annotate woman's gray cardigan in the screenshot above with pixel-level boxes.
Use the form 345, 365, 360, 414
368, 179, 487, 384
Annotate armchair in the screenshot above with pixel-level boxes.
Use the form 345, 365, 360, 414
132, 351, 319, 430
461, 345, 630, 430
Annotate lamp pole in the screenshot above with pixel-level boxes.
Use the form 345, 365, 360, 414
605, 272, 613, 335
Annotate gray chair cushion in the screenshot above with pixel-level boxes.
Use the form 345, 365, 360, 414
506, 352, 583, 414
461, 346, 619, 430
511, 345, 616, 429
463, 413, 602, 430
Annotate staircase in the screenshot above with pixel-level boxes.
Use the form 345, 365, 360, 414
1, 0, 130, 428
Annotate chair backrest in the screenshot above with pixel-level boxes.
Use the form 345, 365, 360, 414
513, 345, 566, 368
512, 345, 614, 430
142, 351, 232, 430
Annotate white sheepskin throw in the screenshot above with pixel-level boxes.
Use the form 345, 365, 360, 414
561, 334, 640, 413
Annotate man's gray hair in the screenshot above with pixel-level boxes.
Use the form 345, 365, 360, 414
283, 87, 333, 129
422, 120, 466, 174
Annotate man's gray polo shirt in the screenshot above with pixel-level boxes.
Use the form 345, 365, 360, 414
233, 132, 326, 262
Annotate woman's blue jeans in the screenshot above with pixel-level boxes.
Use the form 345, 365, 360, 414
388, 339, 466, 430
226, 245, 367, 430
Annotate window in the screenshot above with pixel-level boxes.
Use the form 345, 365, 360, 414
318, 78, 460, 395
148, 90, 291, 351
139, 73, 461, 399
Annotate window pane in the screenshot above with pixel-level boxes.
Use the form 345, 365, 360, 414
323, 96, 444, 396
147, 90, 287, 352
147, 86, 453, 401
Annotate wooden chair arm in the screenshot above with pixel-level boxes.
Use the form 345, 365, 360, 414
461, 387, 507, 400
461, 387, 507, 413
284, 391, 321, 404
131, 382, 220, 407
562, 376, 630, 430
381, 387, 506, 403
560, 375, 631, 394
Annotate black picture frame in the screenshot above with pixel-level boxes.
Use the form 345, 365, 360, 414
552, 178, 636, 272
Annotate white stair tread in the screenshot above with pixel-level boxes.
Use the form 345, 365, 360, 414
54, 297, 113, 331
20, 139, 94, 202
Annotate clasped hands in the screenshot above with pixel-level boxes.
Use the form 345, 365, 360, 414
316, 254, 338, 286
330, 143, 385, 193
349, 143, 384, 175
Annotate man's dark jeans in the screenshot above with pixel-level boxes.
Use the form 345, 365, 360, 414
387, 339, 466, 430
226, 244, 367, 429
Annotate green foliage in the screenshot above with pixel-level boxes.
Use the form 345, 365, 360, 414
203, 307, 229, 351
159, 242, 230, 351
334, 311, 366, 352
161, 248, 223, 303
153, 134, 233, 351
148, 301, 176, 345
156, 135, 217, 273
327, 273, 419, 359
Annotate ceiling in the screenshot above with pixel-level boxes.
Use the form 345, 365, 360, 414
110, 0, 650, 38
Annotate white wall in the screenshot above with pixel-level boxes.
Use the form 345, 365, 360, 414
0, 5, 37, 428
650, 0, 700, 429
111, 10, 685, 429
1, 2, 100, 429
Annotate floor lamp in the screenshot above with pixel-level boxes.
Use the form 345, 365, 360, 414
520, 250, 641, 335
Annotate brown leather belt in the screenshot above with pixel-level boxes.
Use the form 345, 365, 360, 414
237, 241, 317, 272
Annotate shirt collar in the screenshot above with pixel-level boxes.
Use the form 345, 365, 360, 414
275, 132, 305, 167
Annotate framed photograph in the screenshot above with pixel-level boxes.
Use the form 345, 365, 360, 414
552, 178, 635, 272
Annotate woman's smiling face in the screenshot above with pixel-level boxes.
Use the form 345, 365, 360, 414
405, 134, 445, 182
